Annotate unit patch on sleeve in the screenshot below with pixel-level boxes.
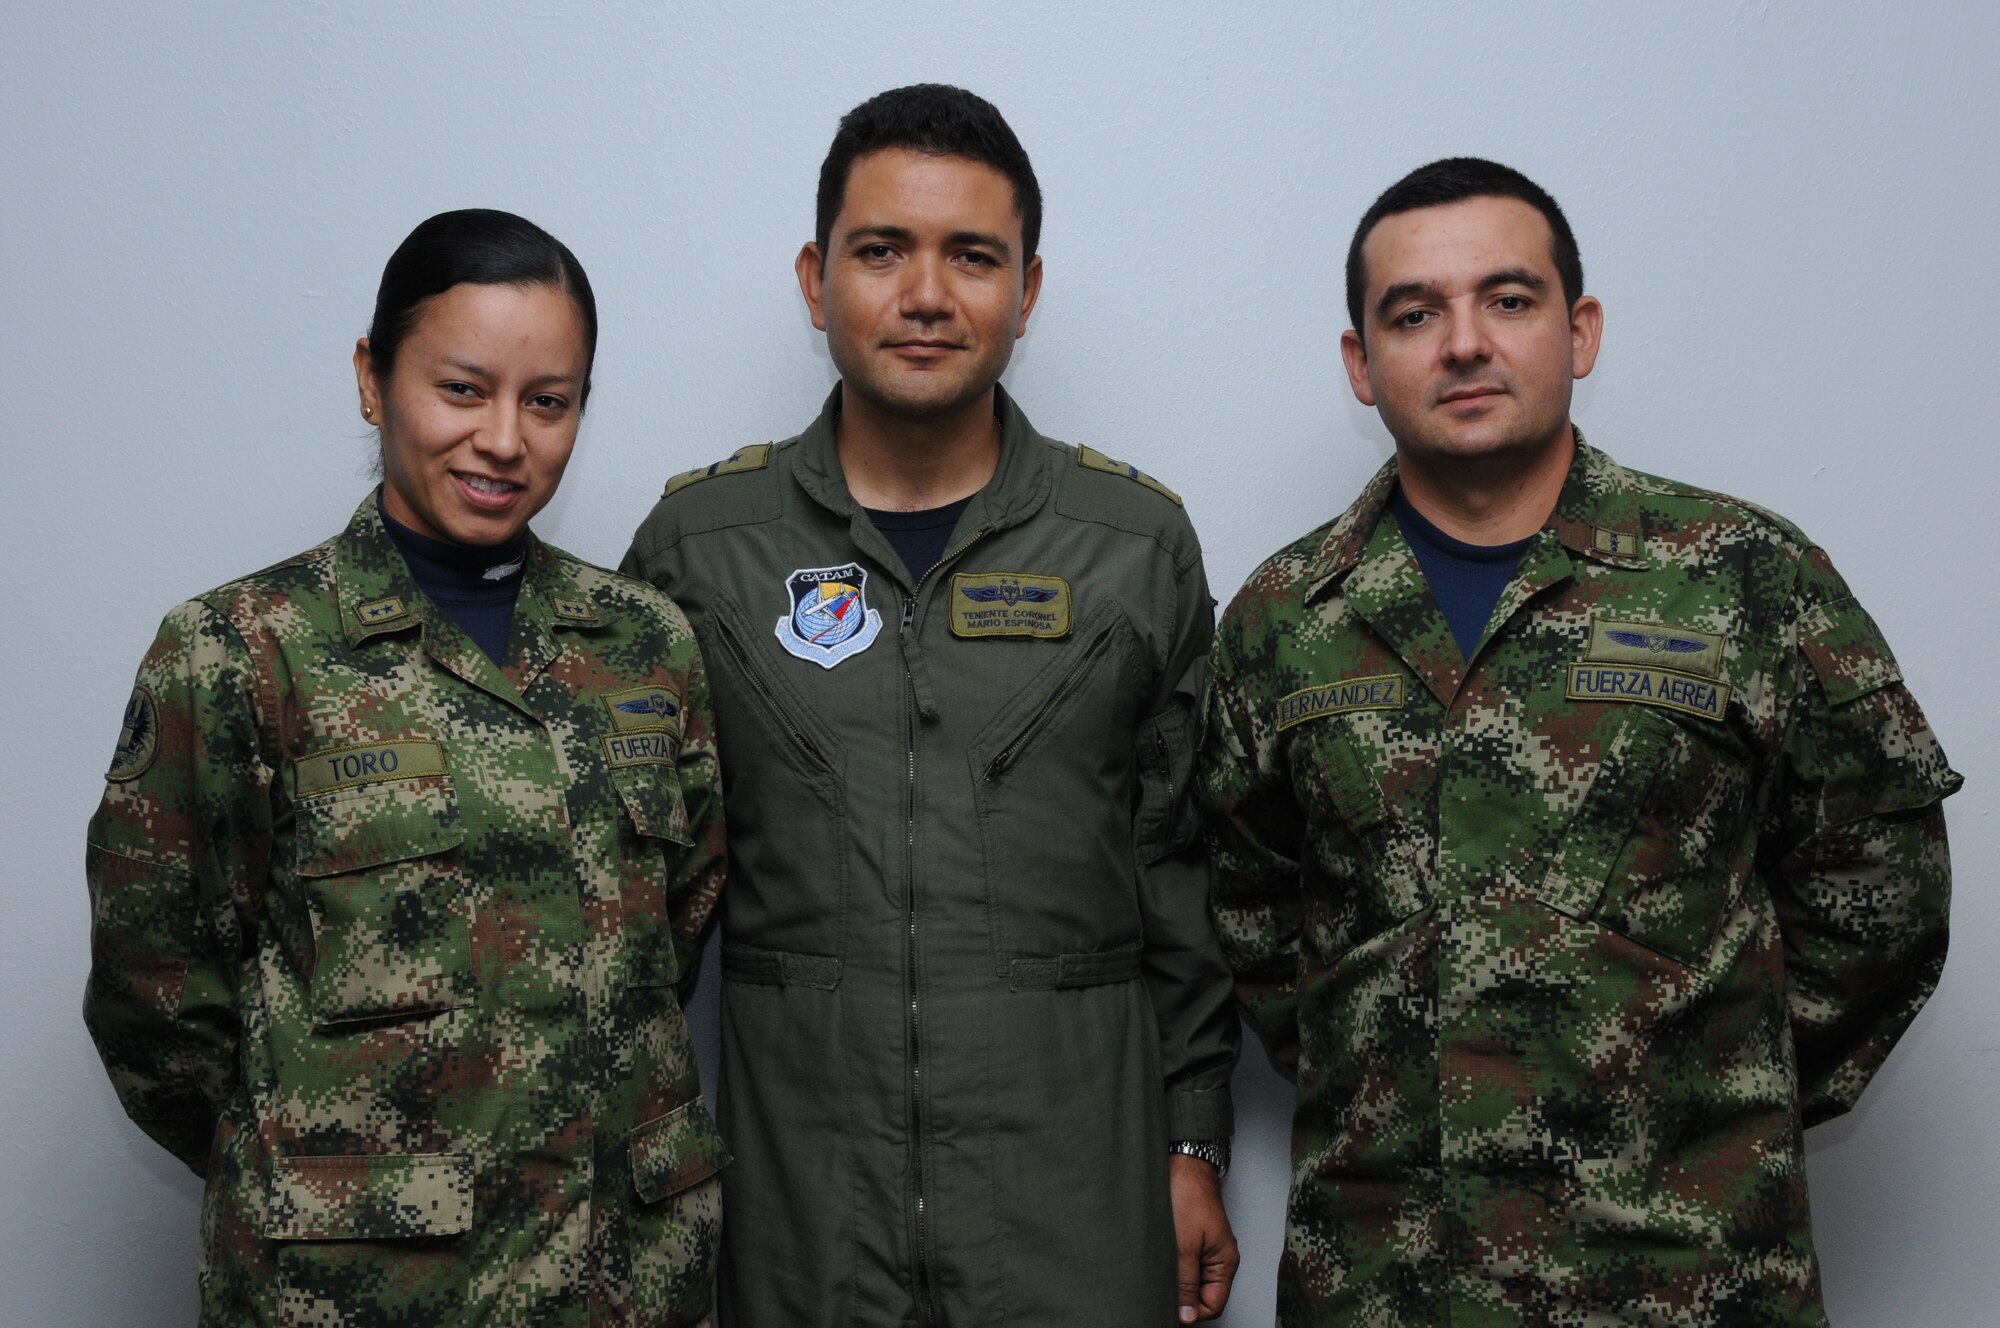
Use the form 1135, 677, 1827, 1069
948, 572, 1071, 639
1275, 674, 1406, 731
1586, 618, 1726, 678
105, 685, 161, 781
774, 563, 882, 668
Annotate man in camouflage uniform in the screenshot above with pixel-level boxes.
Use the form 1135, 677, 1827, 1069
1198, 157, 1960, 1325
85, 496, 728, 1326
623, 85, 1239, 1325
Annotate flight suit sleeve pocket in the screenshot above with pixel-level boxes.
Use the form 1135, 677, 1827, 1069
630, 1099, 731, 1203
292, 780, 473, 1027
1134, 703, 1198, 865
265, 1152, 474, 1240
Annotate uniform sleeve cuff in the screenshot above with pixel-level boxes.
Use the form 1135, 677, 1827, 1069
1164, 1086, 1233, 1140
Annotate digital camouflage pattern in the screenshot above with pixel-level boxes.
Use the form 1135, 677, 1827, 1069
622, 387, 1237, 1327
1199, 438, 1960, 1327
85, 495, 728, 1327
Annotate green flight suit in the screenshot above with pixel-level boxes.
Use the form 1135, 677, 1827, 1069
1199, 439, 1960, 1326
85, 495, 729, 1327
621, 387, 1237, 1327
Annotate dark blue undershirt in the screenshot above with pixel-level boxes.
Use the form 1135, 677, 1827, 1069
1391, 488, 1535, 661
865, 497, 974, 584
378, 492, 530, 665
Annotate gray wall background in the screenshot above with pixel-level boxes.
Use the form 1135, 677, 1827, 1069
4, 2, 1994, 1322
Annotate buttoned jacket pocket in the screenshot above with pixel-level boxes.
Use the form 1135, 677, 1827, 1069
612, 762, 691, 989
1538, 706, 1756, 970
626, 1101, 729, 1325
292, 776, 471, 1028
264, 1152, 472, 1324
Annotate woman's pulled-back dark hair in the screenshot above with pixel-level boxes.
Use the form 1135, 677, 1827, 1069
367, 209, 598, 407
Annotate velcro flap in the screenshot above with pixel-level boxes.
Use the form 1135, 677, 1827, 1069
266, 1152, 473, 1240
1006, 944, 1143, 991
1800, 595, 1903, 706
720, 943, 841, 989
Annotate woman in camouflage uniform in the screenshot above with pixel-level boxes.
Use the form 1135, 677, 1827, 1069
84, 210, 727, 1327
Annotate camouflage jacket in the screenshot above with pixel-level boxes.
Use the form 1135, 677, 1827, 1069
622, 387, 1237, 1327
1199, 439, 1960, 1326
84, 494, 729, 1328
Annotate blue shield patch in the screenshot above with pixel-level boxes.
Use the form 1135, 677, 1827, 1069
775, 562, 883, 668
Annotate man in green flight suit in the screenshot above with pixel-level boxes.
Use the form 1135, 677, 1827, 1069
623, 85, 1240, 1326
1198, 157, 1961, 1325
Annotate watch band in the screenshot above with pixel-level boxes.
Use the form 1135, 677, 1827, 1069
1169, 1138, 1230, 1178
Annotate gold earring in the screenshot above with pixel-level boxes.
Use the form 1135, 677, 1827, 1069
362, 405, 374, 420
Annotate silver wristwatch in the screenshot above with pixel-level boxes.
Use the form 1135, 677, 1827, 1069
1169, 1138, 1230, 1177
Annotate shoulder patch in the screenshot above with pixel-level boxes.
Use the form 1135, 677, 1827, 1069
1075, 445, 1183, 506
106, 685, 162, 781
663, 443, 773, 498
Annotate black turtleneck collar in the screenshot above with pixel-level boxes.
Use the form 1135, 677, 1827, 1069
377, 490, 529, 662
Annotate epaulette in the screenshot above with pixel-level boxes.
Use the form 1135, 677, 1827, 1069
1074, 445, 1183, 506
662, 444, 773, 499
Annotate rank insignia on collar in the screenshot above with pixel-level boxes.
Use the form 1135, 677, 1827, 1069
775, 562, 882, 668
355, 595, 410, 627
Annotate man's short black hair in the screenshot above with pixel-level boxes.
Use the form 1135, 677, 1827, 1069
1345, 157, 1583, 337
815, 84, 1042, 262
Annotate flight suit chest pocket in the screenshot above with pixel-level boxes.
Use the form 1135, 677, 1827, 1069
971, 608, 1144, 959
292, 772, 471, 1029
613, 763, 692, 989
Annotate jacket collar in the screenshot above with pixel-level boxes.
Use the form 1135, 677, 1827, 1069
791, 383, 1055, 537
1302, 427, 1647, 602
330, 492, 611, 712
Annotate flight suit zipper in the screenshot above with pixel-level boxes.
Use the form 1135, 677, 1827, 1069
900, 526, 987, 1328
711, 612, 829, 772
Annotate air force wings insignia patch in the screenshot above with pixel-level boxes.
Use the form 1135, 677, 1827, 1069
1586, 618, 1727, 678
604, 684, 682, 736
775, 563, 882, 668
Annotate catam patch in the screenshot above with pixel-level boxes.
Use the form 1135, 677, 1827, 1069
106, 685, 161, 781
775, 563, 882, 668
1275, 674, 1406, 731
949, 572, 1071, 639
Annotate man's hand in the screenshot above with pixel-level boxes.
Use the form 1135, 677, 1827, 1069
1170, 1152, 1239, 1322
